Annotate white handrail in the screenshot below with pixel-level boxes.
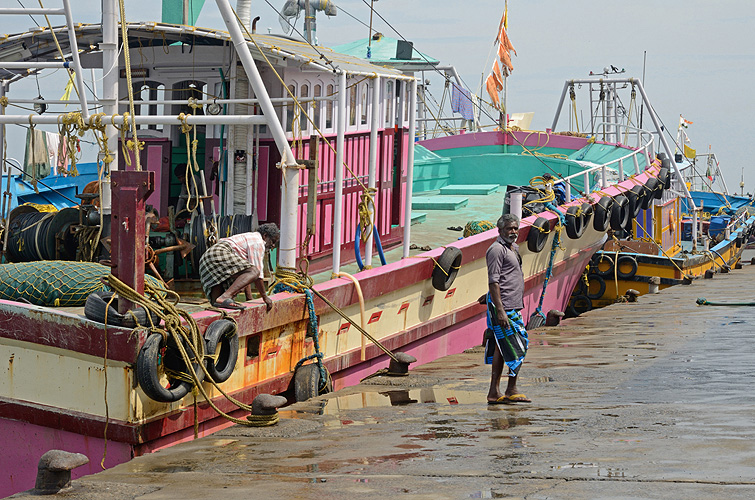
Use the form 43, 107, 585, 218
554, 122, 655, 198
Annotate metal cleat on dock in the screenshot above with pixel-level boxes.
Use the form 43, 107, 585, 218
33, 450, 89, 495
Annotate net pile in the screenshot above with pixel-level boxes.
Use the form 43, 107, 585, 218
0, 261, 163, 307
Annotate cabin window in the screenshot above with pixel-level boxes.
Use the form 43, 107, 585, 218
300, 83, 309, 133
325, 84, 334, 129
361, 84, 368, 126
286, 83, 296, 133
385, 80, 394, 127
349, 82, 357, 127
313, 84, 322, 129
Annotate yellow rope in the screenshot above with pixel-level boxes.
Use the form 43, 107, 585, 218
36, 0, 80, 102
118, 0, 142, 170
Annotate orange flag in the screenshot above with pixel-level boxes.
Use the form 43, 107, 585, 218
486, 73, 500, 109
492, 60, 504, 90
496, 10, 516, 73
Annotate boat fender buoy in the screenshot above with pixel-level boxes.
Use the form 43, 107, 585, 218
565, 206, 586, 239
658, 165, 671, 190
616, 255, 638, 279
586, 274, 606, 299
431, 246, 463, 291
527, 217, 550, 252
203, 318, 239, 383
593, 196, 614, 232
610, 195, 631, 231
137, 333, 205, 403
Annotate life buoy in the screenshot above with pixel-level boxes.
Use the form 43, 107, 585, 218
137, 332, 205, 403
642, 178, 659, 208
527, 217, 550, 252
565, 206, 585, 239
593, 196, 614, 232
616, 255, 638, 279
586, 274, 606, 299
431, 246, 463, 291
203, 319, 239, 383
610, 195, 630, 231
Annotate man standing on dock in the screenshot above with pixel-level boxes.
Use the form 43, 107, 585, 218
485, 214, 531, 404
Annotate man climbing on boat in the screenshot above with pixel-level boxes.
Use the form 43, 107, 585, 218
199, 223, 280, 311
485, 214, 531, 404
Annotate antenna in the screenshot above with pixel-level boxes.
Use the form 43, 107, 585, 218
279, 0, 337, 44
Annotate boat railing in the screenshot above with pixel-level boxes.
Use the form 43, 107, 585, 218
553, 122, 655, 200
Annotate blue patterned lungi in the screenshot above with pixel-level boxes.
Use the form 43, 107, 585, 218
484, 292, 528, 377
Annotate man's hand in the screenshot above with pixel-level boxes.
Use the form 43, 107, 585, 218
497, 309, 508, 326
263, 296, 273, 312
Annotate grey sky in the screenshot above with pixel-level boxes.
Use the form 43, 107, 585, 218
2, 0, 754, 192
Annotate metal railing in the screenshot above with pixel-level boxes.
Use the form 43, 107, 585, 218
553, 122, 655, 200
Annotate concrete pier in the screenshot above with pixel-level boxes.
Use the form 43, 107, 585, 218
12, 260, 755, 499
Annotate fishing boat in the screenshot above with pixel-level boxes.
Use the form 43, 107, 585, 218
0, 1, 740, 496
569, 121, 755, 313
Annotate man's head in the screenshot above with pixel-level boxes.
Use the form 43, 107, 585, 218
258, 223, 281, 250
174, 163, 188, 181
497, 213, 520, 244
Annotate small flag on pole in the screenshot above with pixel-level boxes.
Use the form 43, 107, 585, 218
679, 114, 693, 129
684, 144, 696, 159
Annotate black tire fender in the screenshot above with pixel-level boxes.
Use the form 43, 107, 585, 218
85, 291, 160, 328
593, 196, 614, 232
580, 202, 593, 229
593, 254, 615, 277
644, 177, 661, 204
294, 363, 332, 402
626, 185, 645, 219
616, 255, 639, 279
586, 274, 606, 299
565, 206, 586, 239
610, 195, 631, 231
567, 295, 592, 317
203, 319, 239, 383
527, 217, 550, 253
658, 165, 671, 190
431, 246, 463, 291
137, 333, 205, 403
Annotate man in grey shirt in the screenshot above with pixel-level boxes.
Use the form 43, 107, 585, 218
485, 213, 531, 404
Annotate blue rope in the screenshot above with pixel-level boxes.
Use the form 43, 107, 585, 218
533, 202, 566, 319
272, 283, 326, 388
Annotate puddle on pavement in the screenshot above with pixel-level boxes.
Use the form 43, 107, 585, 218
292, 388, 487, 415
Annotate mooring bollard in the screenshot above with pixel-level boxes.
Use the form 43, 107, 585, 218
625, 289, 640, 302
33, 450, 89, 495
648, 277, 660, 294
387, 352, 416, 376
247, 393, 287, 427
704, 269, 714, 279
545, 309, 565, 326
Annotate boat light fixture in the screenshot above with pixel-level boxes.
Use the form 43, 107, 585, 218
33, 95, 46, 115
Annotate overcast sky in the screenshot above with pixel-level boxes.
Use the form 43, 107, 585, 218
2, 0, 754, 193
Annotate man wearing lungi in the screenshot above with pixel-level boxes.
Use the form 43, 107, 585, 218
485, 213, 531, 404
199, 223, 279, 311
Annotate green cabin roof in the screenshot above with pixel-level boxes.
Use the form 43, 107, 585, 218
331, 35, 439, 71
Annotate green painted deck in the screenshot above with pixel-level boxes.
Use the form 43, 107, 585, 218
411, 212, 427, 225
411, 196, 469, 211
439, 184, 499, 196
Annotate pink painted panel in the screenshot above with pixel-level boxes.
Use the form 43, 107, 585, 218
145, 144, 163, 216
0, 418, 133, 498
324, 202, 333, 246
257, 146, 269, 220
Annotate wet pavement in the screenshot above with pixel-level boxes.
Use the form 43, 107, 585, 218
11, 256, 755, 499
